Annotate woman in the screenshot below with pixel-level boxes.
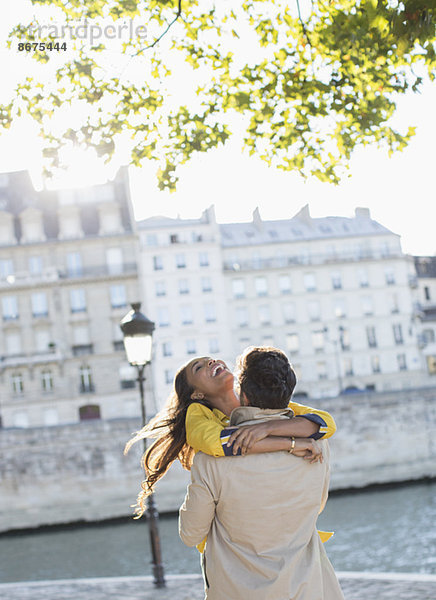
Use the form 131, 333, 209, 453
125, 354, 336, 517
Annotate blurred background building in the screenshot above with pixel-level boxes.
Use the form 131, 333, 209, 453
0, 169, 434, 427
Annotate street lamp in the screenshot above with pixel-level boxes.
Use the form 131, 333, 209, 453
120, 302, 166, 588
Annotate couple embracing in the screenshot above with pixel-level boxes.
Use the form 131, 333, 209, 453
127, 346, 345, 600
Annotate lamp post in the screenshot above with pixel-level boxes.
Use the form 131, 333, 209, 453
120, 302, 166, 588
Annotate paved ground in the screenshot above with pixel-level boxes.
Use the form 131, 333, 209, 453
0, 572, 435, 599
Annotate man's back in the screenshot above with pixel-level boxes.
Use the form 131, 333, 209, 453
180, 411, 344, 600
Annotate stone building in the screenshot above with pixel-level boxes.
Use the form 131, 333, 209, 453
0, 166, 432, 426
0, 168, 142, 428
136, 206, 234, 408
138, 204, 427, 405
414, 256, 436, 377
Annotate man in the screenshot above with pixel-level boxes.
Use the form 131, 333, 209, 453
179, 346, 344, 600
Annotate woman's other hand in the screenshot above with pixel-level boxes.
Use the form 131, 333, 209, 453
292, 438, 323, 463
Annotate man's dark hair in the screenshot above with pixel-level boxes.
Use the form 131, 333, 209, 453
236, 346, 297, 409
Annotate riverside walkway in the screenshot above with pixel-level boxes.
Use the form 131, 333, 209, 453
0, 572, 435, 600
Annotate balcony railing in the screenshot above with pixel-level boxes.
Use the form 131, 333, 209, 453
0, 263, 137, 288
223, 249, 404, 272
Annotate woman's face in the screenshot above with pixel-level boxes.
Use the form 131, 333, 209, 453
186, 356, 234, 398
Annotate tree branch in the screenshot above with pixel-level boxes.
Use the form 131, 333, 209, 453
131, 0, 182, 57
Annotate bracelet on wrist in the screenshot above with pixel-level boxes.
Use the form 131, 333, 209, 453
288, 437, 296, 454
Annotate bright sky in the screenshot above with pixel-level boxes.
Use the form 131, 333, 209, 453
1, 1, 435, 256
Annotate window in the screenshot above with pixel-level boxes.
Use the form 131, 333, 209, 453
393, 324, 404, 345
258, 305, 271, 325
204, 303, 216, 323
180, 305, 193, 325
153, 255, 163, 270
119, 363, 136, 389
110, 284, 127, 308
397, 353, 407, 371
340, 327, 351, 351
358, 268, 369, 288
371, 355, 381, 373
390, 293, 399, 314
11, 373, 24, 394
361, 295, 373, 316
178, 279, 189, 294
236, 307, 249, 327
286, 333, 299, 353
343, 358, 354, 376
155, 281, 166, 297
162, 341, 172, 357
0, 259, 14, 279
308, 300, 321, 321
366, 326, 377, 348
35, 329, 51, 352
278, 274, 291, 294
311, 331, 324, 352
201, 277, 212, 292
232, 279, 245, 299
317, 361, 328, 380
79, 404, 101, 420
6, 331, 21, 355
186, 339, 197, 355
2, 296, 18, 320
41, 370, 54, 392
170, 234, 179, 244
72, 324, 91, 355
157, 307, 170, 327
106, 247, 123, 275
31, 292, 48, 318
165, 369, 174, 385
255, 277, 268, 297
334, 298, 346, 319
424, 286, 431, 301
29, 256, 43, 275
70, 289, 87, 313
331, 271, 342, 290
66, 252, 82, 277
176, 253, 186, 269
283, 302, 296, 323
79, 366, 94, 393
209, 338, 220, 353
385, 268, 395, 285
304, 273, 316, 292
423, 329, 435, 345
199, 252, 209, 267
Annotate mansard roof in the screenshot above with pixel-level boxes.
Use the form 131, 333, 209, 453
219, 205, 395, 247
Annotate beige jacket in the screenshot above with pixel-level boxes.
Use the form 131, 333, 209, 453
179, 407, 344, 600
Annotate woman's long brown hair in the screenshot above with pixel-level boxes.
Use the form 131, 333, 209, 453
124, 362, 211, 518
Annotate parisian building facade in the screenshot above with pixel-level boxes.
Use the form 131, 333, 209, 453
0, 169, 143, 429
0, 168, 434, 427
139, 204, 428, 406
413, 256, 436, 377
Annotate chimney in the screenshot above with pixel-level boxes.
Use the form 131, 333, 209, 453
355, 207, 371, 219
252, 207, 263, 230
293, 204, 312, 224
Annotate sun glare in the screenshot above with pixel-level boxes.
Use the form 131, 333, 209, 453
46, 146, 115, 191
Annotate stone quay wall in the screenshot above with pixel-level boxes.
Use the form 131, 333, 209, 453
1, 386, 435, 532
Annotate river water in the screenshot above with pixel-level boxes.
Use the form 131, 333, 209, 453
1, 482, 435, 583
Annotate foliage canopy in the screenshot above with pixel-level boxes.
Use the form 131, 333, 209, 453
2, 0, 436, 190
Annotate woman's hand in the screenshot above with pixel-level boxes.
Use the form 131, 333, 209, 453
291, 438, 323, 463
227, 422, 272, 455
